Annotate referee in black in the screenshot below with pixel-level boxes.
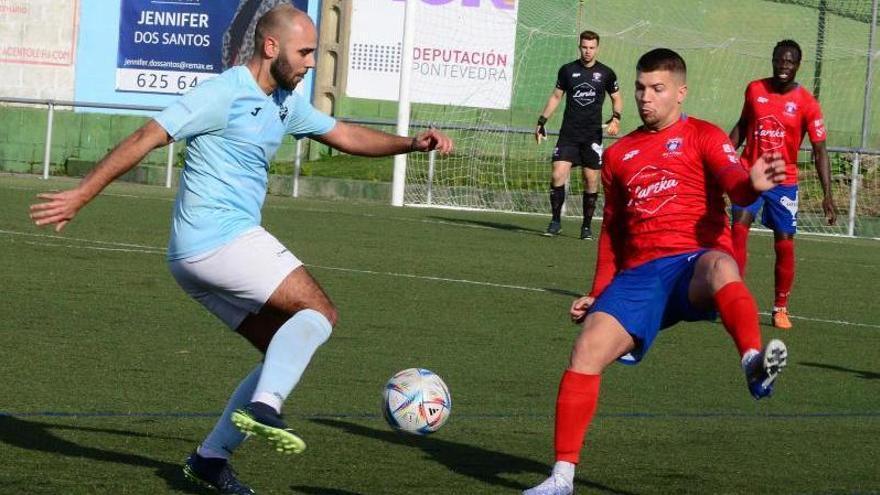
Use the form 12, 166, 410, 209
536, 30, 622, 239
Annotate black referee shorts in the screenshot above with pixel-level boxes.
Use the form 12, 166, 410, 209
552, 132, 603, 170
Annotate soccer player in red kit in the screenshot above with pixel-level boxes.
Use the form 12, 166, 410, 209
729, 39, 836, 330
523, 48, 789, 495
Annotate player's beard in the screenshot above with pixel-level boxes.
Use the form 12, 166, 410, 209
271, 52, 299, 91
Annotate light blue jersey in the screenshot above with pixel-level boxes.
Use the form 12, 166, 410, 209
154, 66, 336, 260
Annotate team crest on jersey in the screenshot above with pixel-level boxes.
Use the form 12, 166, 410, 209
278, 106, 289, 122
664, 137, 683, 155
572, 82, 597, 106
592, 72, 602, 82
784, 101, 798, 116
626, 165, 679, 214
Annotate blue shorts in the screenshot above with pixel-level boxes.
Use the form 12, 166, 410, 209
731, 184, 798, 235
590, 250, 717, 365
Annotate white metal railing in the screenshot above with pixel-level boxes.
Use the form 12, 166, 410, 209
2, 97, 176, 187
3, 97, 880, 236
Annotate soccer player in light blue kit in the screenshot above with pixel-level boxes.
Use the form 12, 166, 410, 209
30, 5, 453, 494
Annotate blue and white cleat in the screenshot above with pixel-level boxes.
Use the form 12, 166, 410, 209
182, 452, 255, 495
523, 472, 574, 495
231, 401, 306, 454
744, 339, 788, 399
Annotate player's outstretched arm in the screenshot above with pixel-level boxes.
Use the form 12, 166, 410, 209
314, 121, 453, 157
29, 120, 172, 232
811, 140, 836, 225
749, 151, 787, 192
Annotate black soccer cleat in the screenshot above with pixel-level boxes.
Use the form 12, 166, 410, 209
231, 401, 306, 454
580, 225, 593, 240
182, 453, 255, 495
543, 221, 562, 237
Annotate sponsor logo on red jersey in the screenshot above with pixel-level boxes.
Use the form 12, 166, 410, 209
625, 165, 679, 214
814, 118, 826, 138
756, 115, 786, 151
623, 149, 640, 161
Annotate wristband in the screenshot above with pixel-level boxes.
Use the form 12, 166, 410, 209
410, 136, 418, 152
611, 111, 621, 121
537, 115, 548, 126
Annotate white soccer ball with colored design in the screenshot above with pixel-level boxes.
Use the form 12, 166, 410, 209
382, 368, 452, 435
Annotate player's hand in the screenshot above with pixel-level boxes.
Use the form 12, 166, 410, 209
570, 295, 595, 324
413, 128, 454, 155
535, 124, 547, 144
29, 188, 88, 232
749, 151, 786, 192
605, 118, 620, 137
823, 195, 837, 225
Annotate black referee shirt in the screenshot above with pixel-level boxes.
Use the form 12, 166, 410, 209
555, 59, 619, 143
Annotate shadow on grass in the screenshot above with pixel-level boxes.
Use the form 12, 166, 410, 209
0, 415, 207, 494
427, 216, 546, 235
799, 361, 880, 380
311, 418, 638, 495
541, 287, 584, 298
291, 487, 364, 495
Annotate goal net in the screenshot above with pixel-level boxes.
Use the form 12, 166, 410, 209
394, 0, 880, 237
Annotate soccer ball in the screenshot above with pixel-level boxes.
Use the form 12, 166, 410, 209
382, 368, 452, 435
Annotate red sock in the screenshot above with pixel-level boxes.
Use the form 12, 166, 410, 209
774, 238, 795, 308
731, 223, 751, 277
713, 281, 762, 357
554, 370, 601, 464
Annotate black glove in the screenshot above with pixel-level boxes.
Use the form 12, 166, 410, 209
537, 115, 548, 138
605, 111, 621, 126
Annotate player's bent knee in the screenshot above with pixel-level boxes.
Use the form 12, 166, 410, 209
318, 305, 339, 328
704, 252, 741, 287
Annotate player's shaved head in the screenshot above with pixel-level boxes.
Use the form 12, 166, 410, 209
636, 48, 687, 82
254, 4, 311, 48
247, 4, 317, 92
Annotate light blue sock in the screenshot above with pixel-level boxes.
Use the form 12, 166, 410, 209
252, 309, 333, 413
198, 364, 262, 459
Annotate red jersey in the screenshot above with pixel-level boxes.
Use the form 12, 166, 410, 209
739, 78, 826, 186
589, 116, 759, 297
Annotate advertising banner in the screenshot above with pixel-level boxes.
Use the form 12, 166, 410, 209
116, 0, 307, 95
346, 0, 518, 110
0, 0, 79, 99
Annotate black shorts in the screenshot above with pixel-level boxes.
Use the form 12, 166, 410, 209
552, 133, 603, 170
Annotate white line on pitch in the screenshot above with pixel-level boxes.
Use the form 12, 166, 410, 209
0, 229, 162, 250
3, 229, 878, 329
309, 264, 546, 292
